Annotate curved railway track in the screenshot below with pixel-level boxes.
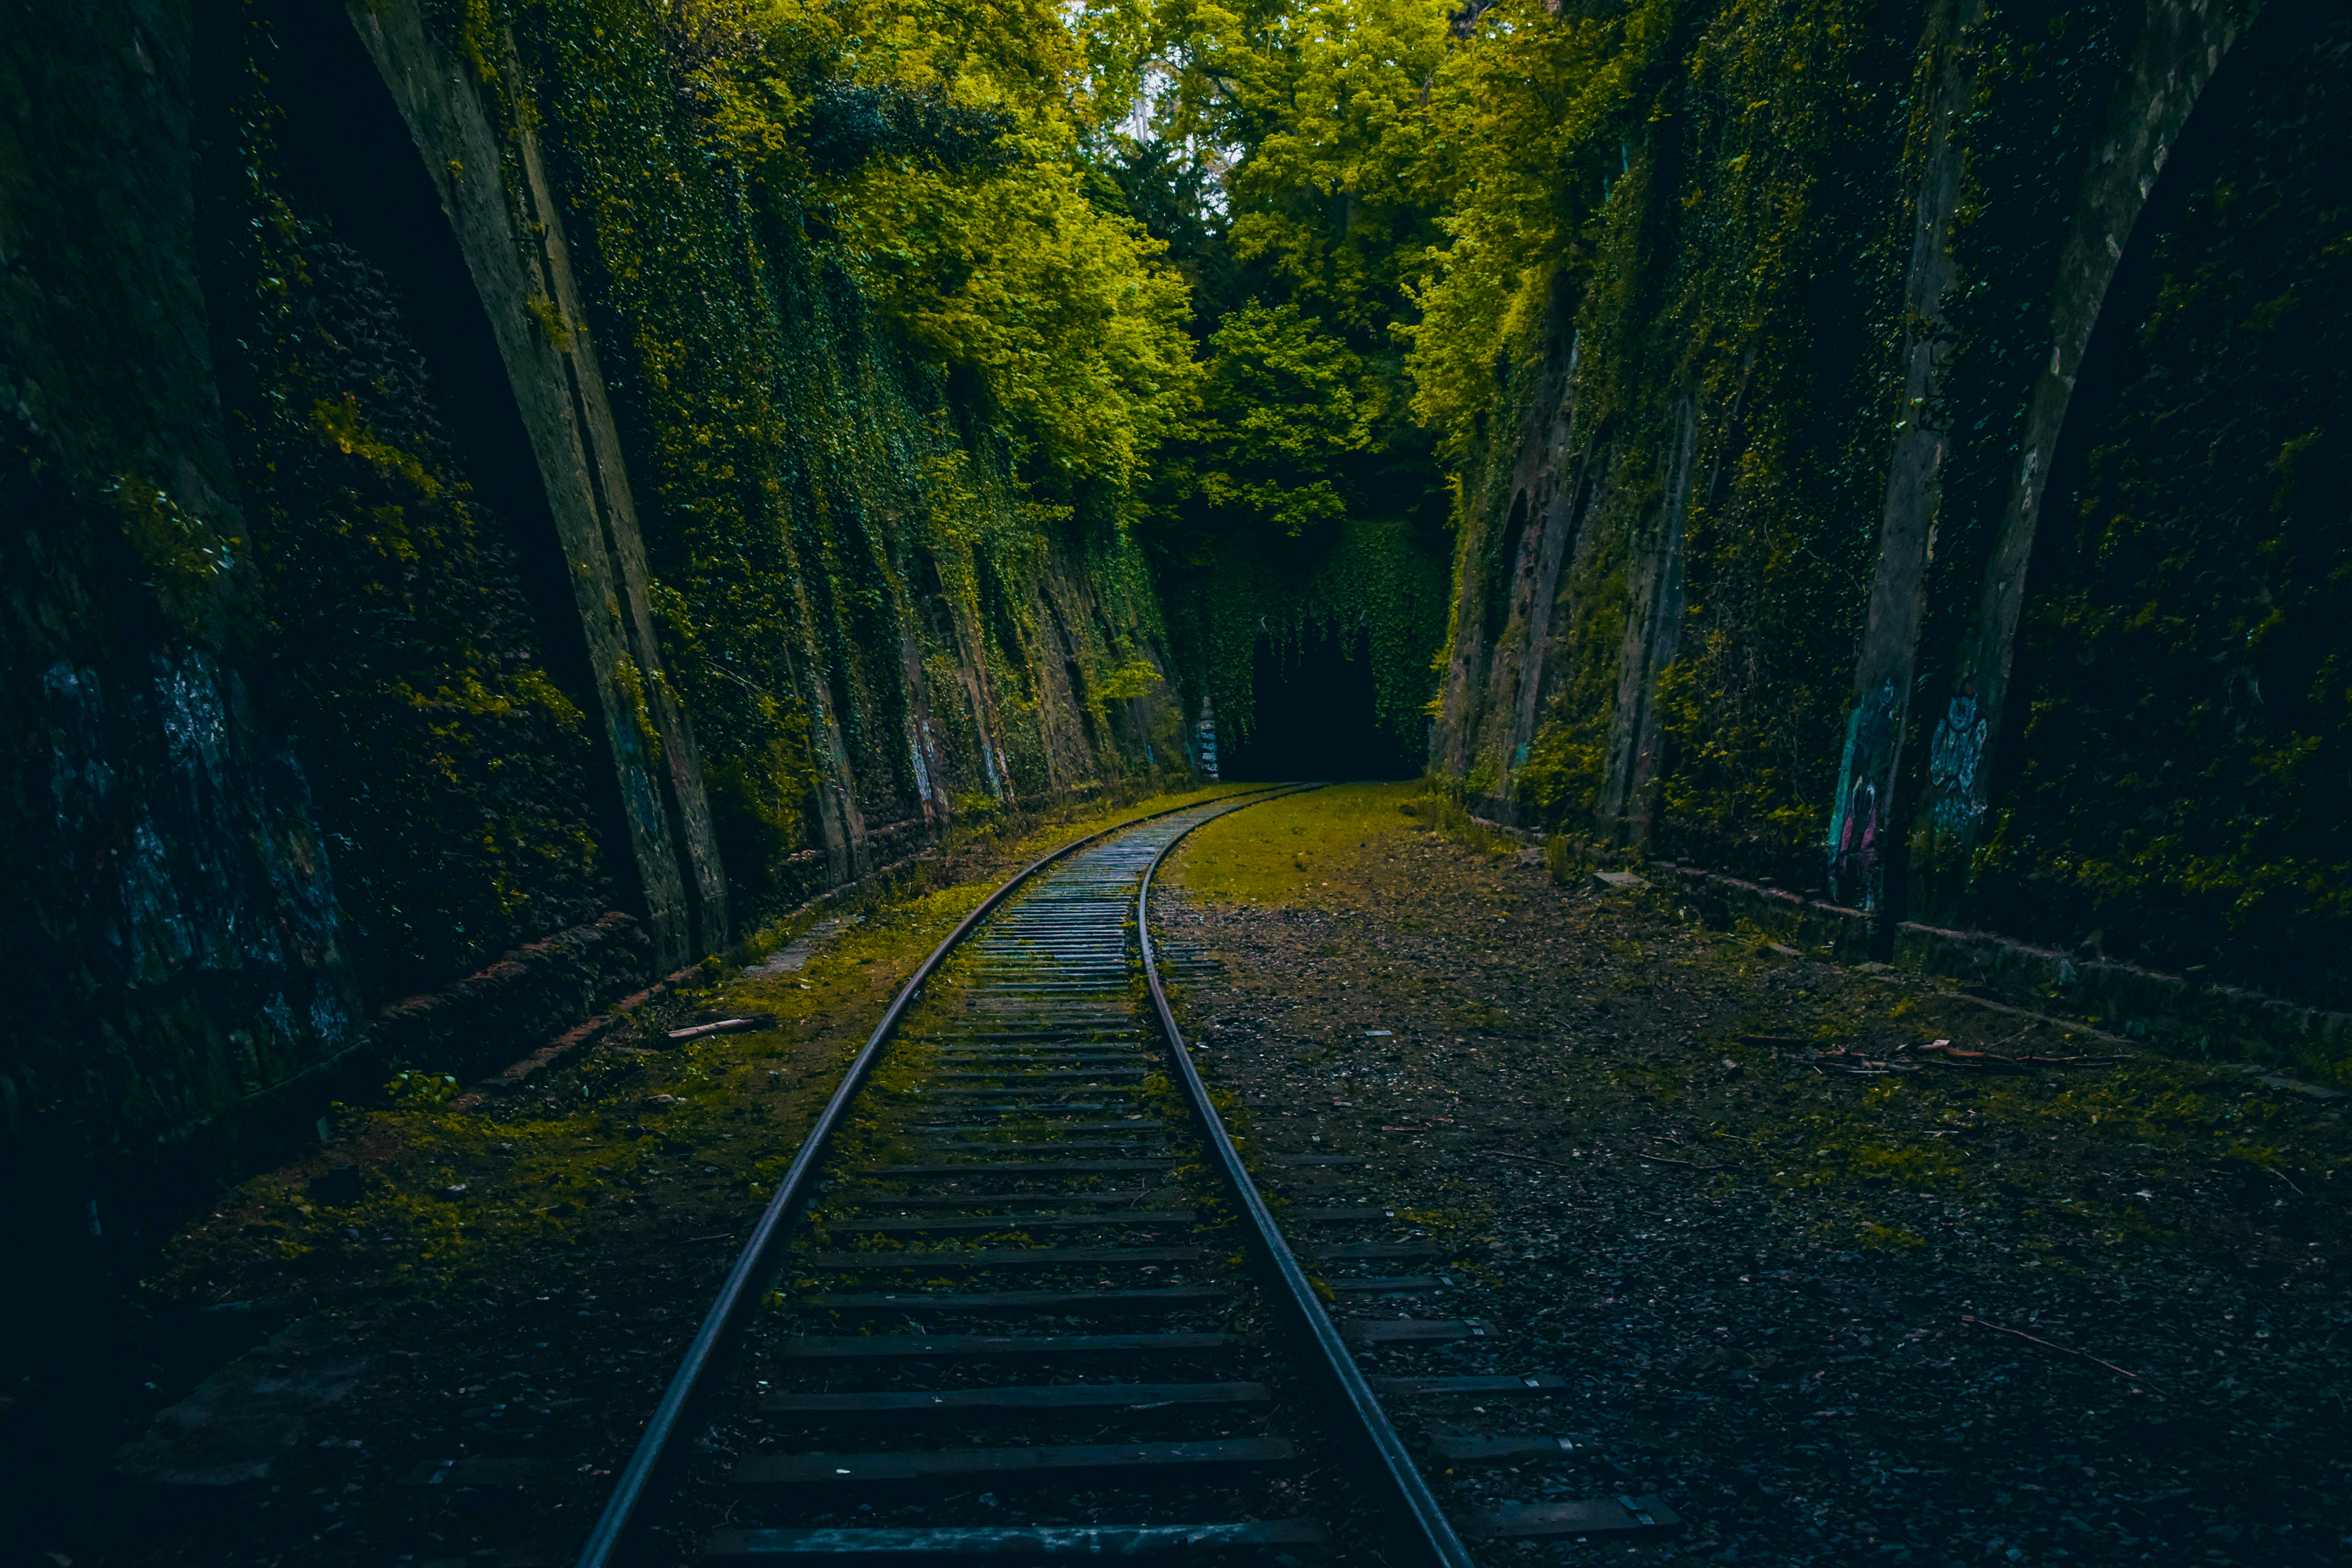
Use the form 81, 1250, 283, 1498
574, 787, 1682, 1565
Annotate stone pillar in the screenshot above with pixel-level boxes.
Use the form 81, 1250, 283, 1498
1826, 0, 1979, 920
1921, 0, 2262, 901
350, 0, 729, 965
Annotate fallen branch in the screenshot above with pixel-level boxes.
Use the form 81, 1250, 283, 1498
1638, 1152, 1724, 1172
665, 1014, 778, 1043
1962, 1315, 2157, 1390
1919, 1042, 2122, 1070
1479, 1151, 1576, 1170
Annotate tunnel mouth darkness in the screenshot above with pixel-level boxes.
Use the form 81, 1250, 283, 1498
1222, 626, 1419, 780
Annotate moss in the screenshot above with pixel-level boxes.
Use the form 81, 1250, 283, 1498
102, 475, 242, 636
309, 395, 441, 500
522, 295, 572, 351
1165, 781, 1431, 907
511, 0, 1183, 846
1974, 21, 2352, 1005
198, 13, 614, 1001
610, 653, 664, 770
1443, 0, 1913, 860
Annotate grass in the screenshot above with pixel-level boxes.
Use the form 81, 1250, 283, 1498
1165, 780, 1430, 906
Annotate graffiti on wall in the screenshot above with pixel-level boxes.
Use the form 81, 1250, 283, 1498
1927, 683, 1988, 841
1826, 679, 1898, 910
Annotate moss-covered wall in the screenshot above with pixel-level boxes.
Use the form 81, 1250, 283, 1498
1982, 14, 2352, 1002
1433, 0, 2352, 1011
0, 0, 1195, 1390
460, 0, 1191, 912
200, 7, 622, 1006
1440, 0, 1918, 844
2, 0, 362, 1416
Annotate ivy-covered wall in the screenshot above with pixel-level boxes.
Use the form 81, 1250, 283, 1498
1433, 0, 2352, 1010
201, 10, 622, 1006
1982, 13, 2352, 1002
457, 0, 1192, 913
1438, 0, 1918, 844
1, 0, 1196, 1391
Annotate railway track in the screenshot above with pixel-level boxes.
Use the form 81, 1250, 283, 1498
574, 787, 1682, 1565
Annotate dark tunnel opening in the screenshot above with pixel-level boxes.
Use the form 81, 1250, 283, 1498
1221, 626, 1420, 780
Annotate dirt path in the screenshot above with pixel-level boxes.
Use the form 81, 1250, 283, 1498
1160, 782, 2350, 1567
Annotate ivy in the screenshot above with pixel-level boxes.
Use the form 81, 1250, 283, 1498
453, 0, 1196, 914
200, 3, 612, 1001
1981, 18, 2352, 1002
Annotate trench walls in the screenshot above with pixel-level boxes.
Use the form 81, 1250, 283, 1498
1431, 0, 2352, 1014
1, 0, 1191, 1377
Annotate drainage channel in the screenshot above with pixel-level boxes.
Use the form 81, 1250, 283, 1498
575, 785, 1479, 1566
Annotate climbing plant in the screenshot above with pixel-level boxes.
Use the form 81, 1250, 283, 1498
199, 6, 612, 1002
1411, 0, 1916, 862
1983, 17, 2352, 1002
408, 0, 1194, 916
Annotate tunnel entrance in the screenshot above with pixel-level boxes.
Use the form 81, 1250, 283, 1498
1223, 626, 1420, 780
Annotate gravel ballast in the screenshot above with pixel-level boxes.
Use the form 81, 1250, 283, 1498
1159, 783, 2351, 1567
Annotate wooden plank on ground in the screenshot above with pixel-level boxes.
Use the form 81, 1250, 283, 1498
1368, 1373, 1565, 1397
1458, 1496, 1683, 1541
877, 1161, 1175, 1175
1344, 1319, 1489, 1346
845, 1212, 1192, 1233
777, 1332, 1240, 1360
756, 1382, 1272, 1420
795, 1248, 1201, 1270
1427, 1434, 1582, 1464
808, 1287, 1227, 1314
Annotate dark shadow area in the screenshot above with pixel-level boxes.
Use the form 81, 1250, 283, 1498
1224, 626, 1419, 779
252, 0, 575, 638
218, 0, 646, 935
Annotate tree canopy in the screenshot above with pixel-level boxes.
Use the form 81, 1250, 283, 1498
641, 0, 1672, 741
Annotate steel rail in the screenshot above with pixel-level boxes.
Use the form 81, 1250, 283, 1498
1138, 790, 1480, 1568
572, 784, 1294, 1568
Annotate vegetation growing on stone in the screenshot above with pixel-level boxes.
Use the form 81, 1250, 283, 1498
1984, 31, 2352, 1002
166, 0, 2352, 1041
200, 44, 614, 999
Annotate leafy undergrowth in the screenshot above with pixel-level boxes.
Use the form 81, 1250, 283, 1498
1160, 787, 2352, 1566
111, 781, 1255, 1568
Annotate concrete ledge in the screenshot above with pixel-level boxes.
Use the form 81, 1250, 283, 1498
1456, 805, 2349, 1077
1647, 862, 2352, 1076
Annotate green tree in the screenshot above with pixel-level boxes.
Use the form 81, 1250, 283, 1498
666, 0, 1201, 529
1164, 299, 1382, 543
